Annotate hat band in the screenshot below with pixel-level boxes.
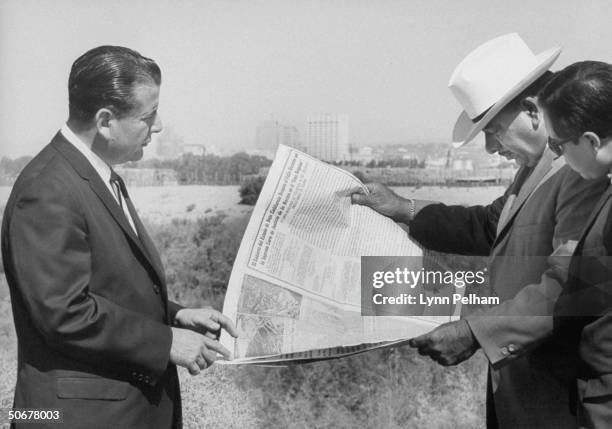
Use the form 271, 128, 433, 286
471, 106, 492, 124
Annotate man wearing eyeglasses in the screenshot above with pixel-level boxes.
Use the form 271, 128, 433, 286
540, 60, 612, 428
352, 34, 608, 428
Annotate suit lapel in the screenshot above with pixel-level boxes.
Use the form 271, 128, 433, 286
51, 134, 166, 288
574, 185, 612, 255
123, 195, 168, 293
495, 148, 559, 243
495, 166, 531, 237
89, 174, 141, 244
563, 186, 612, 303
122, 195, 170, 313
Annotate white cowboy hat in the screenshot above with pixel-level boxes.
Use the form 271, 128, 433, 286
449, 33, 561, 147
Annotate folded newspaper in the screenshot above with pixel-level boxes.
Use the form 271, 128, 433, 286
221, 145, 458, 365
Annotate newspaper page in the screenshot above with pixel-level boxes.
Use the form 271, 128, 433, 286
221, 145, 458, 364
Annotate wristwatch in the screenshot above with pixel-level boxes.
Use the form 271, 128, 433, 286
407, 198, 416, 222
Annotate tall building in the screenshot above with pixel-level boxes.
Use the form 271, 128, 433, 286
281, 125, 301, 151
182, 144, 205, 156
255, 120, 280, 151
305, 114, 349, 161
255, 119, 302, 152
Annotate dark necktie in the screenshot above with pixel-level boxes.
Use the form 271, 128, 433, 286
109, 170, 166, 302
110, 171, 123, 208
109, 171, 155, 255
110, 170, 137, 235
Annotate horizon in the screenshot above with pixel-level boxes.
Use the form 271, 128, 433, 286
0, 138, 479, 162
2, 1, 612, 158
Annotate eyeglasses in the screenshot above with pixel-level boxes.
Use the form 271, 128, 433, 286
547, 135, 576, 157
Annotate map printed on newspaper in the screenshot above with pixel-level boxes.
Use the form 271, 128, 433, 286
220, 145, 459, 365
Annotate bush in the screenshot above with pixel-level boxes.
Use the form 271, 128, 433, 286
353, 170, 368, 183
147, 214, 249, 309
239, 176, 266, 205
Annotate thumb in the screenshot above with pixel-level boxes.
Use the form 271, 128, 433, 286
408, 333, 430, 348
351, 192, 371, 206
187, 362, 201, 376
364, 182, 385, 194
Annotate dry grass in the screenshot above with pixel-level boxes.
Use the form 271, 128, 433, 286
0, 185, 499, 428
0, 277, 17, 409
178, 365, 263, 428
0, 184, 504, 225
0, 250, 488, 428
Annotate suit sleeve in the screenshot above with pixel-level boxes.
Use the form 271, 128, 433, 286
6, 177, 173, 383
409, 191, 508, 256
467, 169, 609, 369
167, 301, 184, 325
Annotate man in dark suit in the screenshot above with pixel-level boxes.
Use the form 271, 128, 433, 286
352, 34, 609, 428
1, 46, 237, 428
539, 60, 612, 428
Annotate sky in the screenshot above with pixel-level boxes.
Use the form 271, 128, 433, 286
2, 0, 612, 158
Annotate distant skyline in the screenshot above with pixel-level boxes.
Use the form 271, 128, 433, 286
2, 0, 612, 158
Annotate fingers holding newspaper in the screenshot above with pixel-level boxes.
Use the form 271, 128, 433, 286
170, 327, 233, 375
170, 308, 239, 374
175, 307, 239, 339
350, 182, 412, 222
408, 320, 479, 366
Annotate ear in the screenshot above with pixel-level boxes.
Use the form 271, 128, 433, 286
94, 108, 114, 139
581, 131, 602, 151
521, 96, 541, 130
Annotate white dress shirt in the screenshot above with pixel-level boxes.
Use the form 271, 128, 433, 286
60, 124, 138, 234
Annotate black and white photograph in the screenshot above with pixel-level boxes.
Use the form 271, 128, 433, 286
2, 1, 612, 428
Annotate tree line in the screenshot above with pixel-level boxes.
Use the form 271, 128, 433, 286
0, 157, 33, 185
0, 153, 272, 186
127, 152, 273, 185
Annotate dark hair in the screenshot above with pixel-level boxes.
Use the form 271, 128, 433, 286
539, 61, 612, 139
68, 45, 161, 124
520, 71, 555, 100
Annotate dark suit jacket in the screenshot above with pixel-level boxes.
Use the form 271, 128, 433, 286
410, 149, 609, 428
554, 184, 612, 428
1, 132, 183, 429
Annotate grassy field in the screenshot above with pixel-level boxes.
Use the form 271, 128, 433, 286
0, 185, 505, 224
0, 277, 487, 428
0, 185, 499, 428
0, 276, 16, 411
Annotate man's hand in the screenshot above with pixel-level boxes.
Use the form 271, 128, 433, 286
174, 307, 239, 340
408, 320, 479, 366
351, 183, 412, 222
169, 327, 232, 375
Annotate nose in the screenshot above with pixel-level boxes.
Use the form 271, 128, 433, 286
485, 133, 501, 154
152, 112, 163, 134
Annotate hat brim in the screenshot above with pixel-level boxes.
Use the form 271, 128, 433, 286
451, 47, 561, 148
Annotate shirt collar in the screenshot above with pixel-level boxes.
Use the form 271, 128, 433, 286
60, 123, 112, 183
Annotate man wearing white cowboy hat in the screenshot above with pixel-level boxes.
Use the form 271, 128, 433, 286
352, 33, 608, 428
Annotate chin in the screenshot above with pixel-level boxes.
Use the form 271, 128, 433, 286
129, 150, 144, 162
576, 168, 598, 179
586, 169, 610, 180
